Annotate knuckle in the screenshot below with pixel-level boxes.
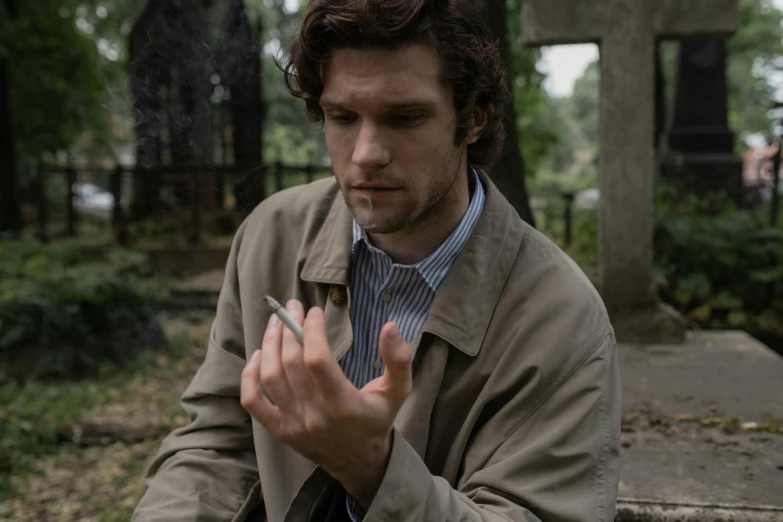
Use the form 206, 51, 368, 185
285, 421, 307, 441
304, 352, 330, 373
240, 364, 255, 379
276, 429, 293, 445
304, 414, 328, 434
325, 404, 350, 424
240, 391, 254, 411
262, 328, 279, 344
260, 368, 283, 389
281, 351, 303, 370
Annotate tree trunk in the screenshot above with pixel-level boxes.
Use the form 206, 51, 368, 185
221, 0, 265, 212
479, 0, 536, 227
0, 0, 22, 236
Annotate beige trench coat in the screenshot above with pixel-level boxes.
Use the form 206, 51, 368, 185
132, 171, 621, 522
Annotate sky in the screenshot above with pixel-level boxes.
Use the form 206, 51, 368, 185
539, 45, 599, 98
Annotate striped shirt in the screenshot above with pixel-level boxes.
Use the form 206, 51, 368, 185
340, 168, 486, 387
341, 169, 485, 521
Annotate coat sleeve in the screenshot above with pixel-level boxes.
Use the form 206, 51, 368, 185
362, 331, 621, 522
132, 219, 262, 522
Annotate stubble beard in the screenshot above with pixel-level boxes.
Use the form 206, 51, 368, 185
343, 146, 463, 235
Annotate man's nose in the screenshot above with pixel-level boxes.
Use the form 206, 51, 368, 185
352, 121, 391, 169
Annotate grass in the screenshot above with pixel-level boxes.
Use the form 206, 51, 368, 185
0, 310, 214, 521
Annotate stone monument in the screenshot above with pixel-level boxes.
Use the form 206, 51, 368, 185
522, 0, 739, 343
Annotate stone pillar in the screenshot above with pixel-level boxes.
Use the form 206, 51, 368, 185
521, 0, 739, 343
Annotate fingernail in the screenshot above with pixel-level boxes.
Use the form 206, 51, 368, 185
250, 350, 261, 362
269, 314, 280, 326
286, 300, 297, 311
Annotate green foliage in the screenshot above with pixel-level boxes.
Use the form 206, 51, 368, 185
653, 188, 783, 329
0, 241, 166, 381
7, 1, 105, 160
562, 209, 598, 282
507, 0, 560, 174
569, 61, 600, 146
0, 322, 192, 503
727, 0, 783, 143
550, 185, 783, 341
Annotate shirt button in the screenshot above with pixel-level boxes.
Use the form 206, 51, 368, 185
382, 293, 392, 303
372, 360, 383, 370
329, 288, 346, 305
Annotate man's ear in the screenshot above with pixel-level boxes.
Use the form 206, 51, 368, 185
465, 107, 488, 145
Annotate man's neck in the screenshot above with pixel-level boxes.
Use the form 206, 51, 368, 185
366, 169, 473, 266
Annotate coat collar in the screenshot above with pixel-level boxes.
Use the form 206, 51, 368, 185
300, 170, 527, 358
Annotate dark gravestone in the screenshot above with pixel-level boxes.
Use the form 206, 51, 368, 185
129, 0, 264, 216
664, 40, 744, 202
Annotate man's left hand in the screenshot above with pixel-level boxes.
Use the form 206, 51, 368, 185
240, 299, 413, 509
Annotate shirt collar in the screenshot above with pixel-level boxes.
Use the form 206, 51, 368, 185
351, 168, 486, 291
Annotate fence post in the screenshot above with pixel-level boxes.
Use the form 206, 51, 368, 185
306, 162, 314, 184
771, 142, 781, 227
110, 165, 128, 245
35, 162, 49, 242
562, 191, 574, 248
188, 168, 201, 245
65, 164, 77, 237
274, 160, 284, 193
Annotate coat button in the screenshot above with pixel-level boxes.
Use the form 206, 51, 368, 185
329, 288, 346, 305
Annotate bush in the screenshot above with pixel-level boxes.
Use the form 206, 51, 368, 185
549, 184, 783, 348
0, 241, 167, 381
653, 188, 783, 332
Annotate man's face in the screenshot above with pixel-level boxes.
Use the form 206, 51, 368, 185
320, 43, 468, 235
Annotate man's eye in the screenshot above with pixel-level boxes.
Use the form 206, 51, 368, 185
392, 114, 425, 126
328, 114, 356, 124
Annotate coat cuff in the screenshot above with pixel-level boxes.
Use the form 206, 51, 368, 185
362, 428, 432, 522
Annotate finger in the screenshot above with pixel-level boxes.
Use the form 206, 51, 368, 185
303, 306, 352, 399
241, 349, 282, 432
377, 322, 413, 406
281, 300, 317, 403
261, 312, 296, 411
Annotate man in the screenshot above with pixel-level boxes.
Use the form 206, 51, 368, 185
133, 0, 621, 520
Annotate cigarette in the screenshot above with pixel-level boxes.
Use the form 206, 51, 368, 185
263, 295, 304, 343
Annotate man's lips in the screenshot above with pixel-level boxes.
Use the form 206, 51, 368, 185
350, 186, 402, 199
352, 183, 400, 190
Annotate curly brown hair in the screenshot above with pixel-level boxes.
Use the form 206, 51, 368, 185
280, 0, 510, 168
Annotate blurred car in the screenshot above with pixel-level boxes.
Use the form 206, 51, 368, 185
574, 188, 600, 209
72, 182, 115, 221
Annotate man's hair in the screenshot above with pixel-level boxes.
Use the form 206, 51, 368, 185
281, 0, 510, 168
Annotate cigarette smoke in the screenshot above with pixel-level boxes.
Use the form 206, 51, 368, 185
360, 190, 379, 230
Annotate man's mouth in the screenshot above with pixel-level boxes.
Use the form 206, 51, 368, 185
351, 186, 402, 199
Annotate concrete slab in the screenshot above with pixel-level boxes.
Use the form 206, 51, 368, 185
617, 331, 783, 521
620, 330, 783, 421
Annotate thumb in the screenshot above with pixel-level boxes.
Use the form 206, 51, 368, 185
378, 322, 413, 403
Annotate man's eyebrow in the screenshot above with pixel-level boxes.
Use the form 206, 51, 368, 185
385, 101, 436, 111
319, 100, 436, 110
319, 100, 346, 109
